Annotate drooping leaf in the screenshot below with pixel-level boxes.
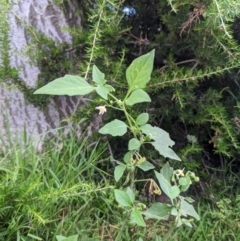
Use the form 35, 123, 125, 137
143, 203, 171, 220
160, 162, 173, 183
92, 65, 106, 85
136, 160, 155, 171
34, 75, 94, 96
99, 119, 128, 136
140, 124, 181, 161
125, 89, 151, 106
180, 199, 200, 220
114, 189, 133, 207
154, 171, 172, 201
136, 113, 149, 126
126, 50, 155, 92
128, 138, 141, 150
130, 207, 146, 227
114, 164, 126, 182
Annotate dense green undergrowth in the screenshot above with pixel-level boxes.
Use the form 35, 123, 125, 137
0, 131, 240, 240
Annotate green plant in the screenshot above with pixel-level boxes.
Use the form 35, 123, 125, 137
34, 50, 200, 240
0, 126, 116, 241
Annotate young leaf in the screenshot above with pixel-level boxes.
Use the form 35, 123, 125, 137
140, 124, 181, 161
130, 207, 146, 227
179, 176, 191, 192
34, 75, 95, 96
128, 138, 141, 150
154, 171, 172, 201
124, 151, 132, 164
99, 119, 128, 136
126, 49, 155, 92
180, 199, 200, 220
92, 65, 106, 85
95, 85, 111, 100
125, 89, 151, 106
114, 164, 126, 182
143, 203, 171, 220
136, 160, 155, 171
114, 189, 133, 207
136, 113, 149, 126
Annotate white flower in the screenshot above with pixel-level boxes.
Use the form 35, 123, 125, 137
95, 106, 107, 115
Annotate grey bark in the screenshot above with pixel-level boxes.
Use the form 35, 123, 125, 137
0, 0, 83, 152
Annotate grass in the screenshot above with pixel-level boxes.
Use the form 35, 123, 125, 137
0, 127, 240, 241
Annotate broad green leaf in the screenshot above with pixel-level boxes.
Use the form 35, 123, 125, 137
126, 50, 155, 92
128, 138, 141, 150
155, 171, 172, 201
160, 162, 173, 183
124, 151, 132, 164
92, 65, 106, 85
130, 207, 146, 227
170, 185, 180, 199
114, 189, 133, 207
99, 119, 128, 136
136, 113, 149, 126
140, 124, 181, 161
56, 235, 78, 241
136, 160, 155, 171
180, 199, 200, 220
95, 85, 110, 100
126, 187, 135, 203
114, 164, 126, 182
125, 89, 151, 106
143, 203, 171, 220
34, 75, 94, 96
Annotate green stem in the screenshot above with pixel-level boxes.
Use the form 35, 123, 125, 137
108, 93, 136, 137
129, 171, 135, 190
